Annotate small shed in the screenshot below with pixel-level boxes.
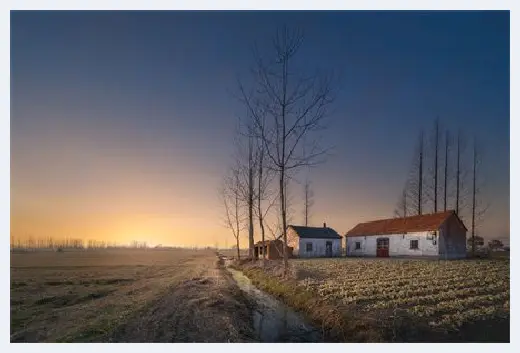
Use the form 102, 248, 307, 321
345, 210, 467, 259
254, 239, 293, 260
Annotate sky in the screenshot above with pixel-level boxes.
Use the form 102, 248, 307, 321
11, 11, 509, 247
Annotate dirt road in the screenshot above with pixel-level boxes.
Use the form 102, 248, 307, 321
107, 256, 257, 342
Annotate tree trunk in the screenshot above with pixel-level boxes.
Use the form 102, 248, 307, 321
280, 169, 288, 275
248, 137, 254, 260
456, 130, 461, 215
471, 141, 476, 257
281, 46, 288, 277
434, 119, 439, 212
235, 173, 241, 261
418, 132, 423, 215
257, 149, 266, 266
444, 130, 449, 211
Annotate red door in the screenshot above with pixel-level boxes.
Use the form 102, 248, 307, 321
376, 238, 389, 257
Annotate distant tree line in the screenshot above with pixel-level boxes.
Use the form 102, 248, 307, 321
9, 235, 154, 251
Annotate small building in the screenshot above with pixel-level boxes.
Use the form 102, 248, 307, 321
345, 210, 467, 259
287, 223, 343, 258
254, 239, 293, 260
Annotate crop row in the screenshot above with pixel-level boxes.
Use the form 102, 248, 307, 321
406, 291, 509, 318
428, 305, 509, 329
366, 285, 509, 310
301, 273, 503, 295
304, 279, 508, 305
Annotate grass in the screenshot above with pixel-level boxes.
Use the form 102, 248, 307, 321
240, 257, 510, 342
11, 249, 255, 342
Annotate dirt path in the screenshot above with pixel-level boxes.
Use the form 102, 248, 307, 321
107, 257, 257, 342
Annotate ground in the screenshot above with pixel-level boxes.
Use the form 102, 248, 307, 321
241, 257, 510, 342
10, 249, 255, 342
11, 249, 510, 342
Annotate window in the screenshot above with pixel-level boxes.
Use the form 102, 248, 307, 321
306, 243, 313, 252
355, 242, 361, 250
410, 240, 419, 250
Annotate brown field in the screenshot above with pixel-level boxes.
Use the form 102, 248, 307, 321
10, 249, 255, 342
242, 257, 510, 342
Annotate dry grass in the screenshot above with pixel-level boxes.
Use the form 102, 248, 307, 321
11, 249, 255, 342
241, 257, 510, 342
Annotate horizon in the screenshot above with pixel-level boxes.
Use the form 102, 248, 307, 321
11, 10, 509, 247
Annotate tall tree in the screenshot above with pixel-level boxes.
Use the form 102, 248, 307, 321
221, 167, 244, 260
247, 134, 255, 259
418, 131, 424, 215
254, 138, 277, 265
394, 186, 408, 218
233, 121, 258, 260
303, 178, 314, 226
470, 138, 489, 256
257, 144, 267, 263
405, 131, 425, 216
456, 129, 462, 215
443, 130, 450, 211
239, 27, 336, 275
434, 118, 439, 212
471, 141, 476, 256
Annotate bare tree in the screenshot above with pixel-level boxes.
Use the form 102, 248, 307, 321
232, 120, 258, 260
421, 118, 441, 214
443, 130, 450, 211
394, 186, 408, 218
254, 138, 277, 265
450, 129, 473, 225
221, 168, 244, 260
404, 131, 425, 216
247, 133, 255, 259
470, 138, 489, 256
418, 131, 424, 215
238, 27, 336, 275
433, 118, 439, 212
303, 178, 314, 226
455, 129, 462, 215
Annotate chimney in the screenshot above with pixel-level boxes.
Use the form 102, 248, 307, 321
323, 222, 327, 228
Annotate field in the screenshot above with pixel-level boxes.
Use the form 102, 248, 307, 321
242, 257, 510, 342
12, 249, 510, 342
10, 249, 255, 342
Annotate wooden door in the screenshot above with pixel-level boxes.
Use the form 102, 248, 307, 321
325, 241, 333, 257
376, 238, 389, 257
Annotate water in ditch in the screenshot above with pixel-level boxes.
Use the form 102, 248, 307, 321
227, 267, 323, 343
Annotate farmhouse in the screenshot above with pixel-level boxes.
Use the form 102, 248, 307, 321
253, 239, 293, 260
345, 210, 467, 259
287, 224, 343, 258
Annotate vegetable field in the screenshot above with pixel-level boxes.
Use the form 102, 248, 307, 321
293, 258, 509, 334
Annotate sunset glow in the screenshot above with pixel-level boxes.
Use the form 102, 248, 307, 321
10, 11, 509, 247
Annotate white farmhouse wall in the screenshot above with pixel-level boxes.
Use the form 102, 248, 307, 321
298, 238, 342, 257
346, 231, 439, 257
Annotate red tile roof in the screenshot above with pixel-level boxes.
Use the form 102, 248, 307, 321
346, 210, 466, 237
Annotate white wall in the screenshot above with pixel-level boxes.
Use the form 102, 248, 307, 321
298, 238, 342, 257
346, 231, 439, 257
